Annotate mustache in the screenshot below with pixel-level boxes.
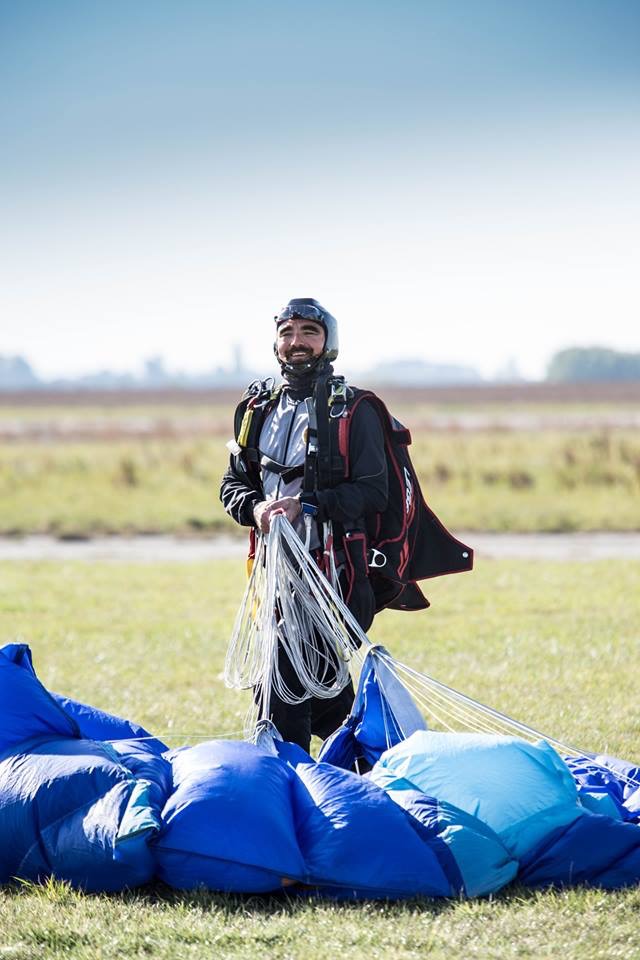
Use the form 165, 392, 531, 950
284, 346, 314, 361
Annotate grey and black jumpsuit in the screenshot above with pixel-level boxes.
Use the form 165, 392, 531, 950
220, 384, 388, 751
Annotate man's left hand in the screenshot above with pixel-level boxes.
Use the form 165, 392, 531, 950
256, 496, 301, 533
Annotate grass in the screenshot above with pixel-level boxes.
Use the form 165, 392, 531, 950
1, 388, 639, 535
0, 428, 639, 536
1, 555, 639, 958
1, 883, 639, 960
2, 556, 639, 753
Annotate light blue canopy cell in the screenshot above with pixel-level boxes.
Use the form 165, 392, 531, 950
1, 642, 640, 898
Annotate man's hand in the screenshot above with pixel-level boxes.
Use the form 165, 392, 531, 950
252, 497, 301, 534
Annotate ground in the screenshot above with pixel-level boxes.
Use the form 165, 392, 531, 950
1, 555, 639, 959
1, 385, 639, 958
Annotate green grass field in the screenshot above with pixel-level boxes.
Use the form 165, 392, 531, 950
1, 387, 639, 536
1, 427, 639, 536
1, 556, 639, 958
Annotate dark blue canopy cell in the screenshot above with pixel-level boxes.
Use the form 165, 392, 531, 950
319, 648, 426, 770
1, 643, 639, 897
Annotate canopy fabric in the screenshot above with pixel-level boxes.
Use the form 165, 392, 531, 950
1, 643, 639, 897
370, 730, 584, 860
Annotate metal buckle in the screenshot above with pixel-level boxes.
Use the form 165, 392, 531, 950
328, 379, 349, 418
368, 548, 387, 569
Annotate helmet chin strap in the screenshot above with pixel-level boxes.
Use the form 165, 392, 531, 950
279, 356, 333, 393
278, 354, 330, 380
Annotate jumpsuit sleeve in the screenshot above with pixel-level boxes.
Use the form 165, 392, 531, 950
311, 400, 388, 524
220, 457, 262, 527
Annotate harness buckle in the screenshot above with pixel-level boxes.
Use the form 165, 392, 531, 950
368, 548, 387, 569
328, 378, 351, 419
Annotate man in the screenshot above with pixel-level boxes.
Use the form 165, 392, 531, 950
220, 297, 389, 751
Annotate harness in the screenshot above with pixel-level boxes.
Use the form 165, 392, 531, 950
230, 375, 474, 613
233, 375, 353, 496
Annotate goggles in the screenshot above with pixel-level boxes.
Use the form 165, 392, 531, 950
275, 303, 326, 325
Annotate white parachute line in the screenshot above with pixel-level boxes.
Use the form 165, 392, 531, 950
225, 518, 640, 794
372, 651, 510, 737
380, 698, 395, 748
225, 514, 371, 711
377, 656, 640, 791
270, 517, 372, 649
399, 679, 490, 734
384, 670, 490, 736
385, 653, 584, 750
375, 673, 394, 750
368, 658, 411, 748
224, 533, 269, 690
368, 649, 439, 744
244, 697, 261, 741
394, 669, 490, 736
104, 729, 247, 744
393, 667, 528, 739
378, 653, 640, 790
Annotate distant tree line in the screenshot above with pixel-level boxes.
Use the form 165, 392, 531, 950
547, 347, 640, 382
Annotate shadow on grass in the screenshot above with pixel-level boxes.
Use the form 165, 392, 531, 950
142, 880, 567, 916
1, 877, 557, 917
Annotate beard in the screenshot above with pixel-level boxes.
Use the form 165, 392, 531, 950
283, 347, 315, 364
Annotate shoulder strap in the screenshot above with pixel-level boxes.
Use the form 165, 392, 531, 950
235, 379, 282, 450
327, 386, 375, 484
308, 375, 357, 491
314, 375, 333, 490
302, 395, 319, 494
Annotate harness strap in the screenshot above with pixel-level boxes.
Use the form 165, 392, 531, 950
314, 376, 333, 490
303, 396, 319, 493
234, 381, 285, 488
259, 455, 305, 485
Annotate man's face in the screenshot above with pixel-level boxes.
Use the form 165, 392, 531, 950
276, 317, 325, 365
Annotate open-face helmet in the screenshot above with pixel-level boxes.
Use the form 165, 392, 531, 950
273, 298, 339, 371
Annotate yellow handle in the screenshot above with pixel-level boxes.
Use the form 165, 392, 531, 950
237, 407, 254, 448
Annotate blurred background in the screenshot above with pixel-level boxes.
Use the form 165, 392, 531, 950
1, 1, 639, 780
1, 0, 639, 538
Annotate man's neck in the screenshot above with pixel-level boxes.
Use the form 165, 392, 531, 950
281, 361, 334, 400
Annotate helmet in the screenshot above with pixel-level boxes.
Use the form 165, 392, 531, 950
274, 298, 339, 363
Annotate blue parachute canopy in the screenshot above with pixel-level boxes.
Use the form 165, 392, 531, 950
1, 643, 640, 897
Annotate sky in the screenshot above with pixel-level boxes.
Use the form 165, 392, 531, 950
1, 0, 639, 381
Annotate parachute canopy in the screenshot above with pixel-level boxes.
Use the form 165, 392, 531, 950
1, 642, 640, 898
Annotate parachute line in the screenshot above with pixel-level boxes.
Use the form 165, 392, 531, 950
224, 515, 640, 792
225, 514, 371, 733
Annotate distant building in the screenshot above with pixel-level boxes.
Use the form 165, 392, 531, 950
232, 343, 243, 374
144, 356, 170, 385
494, 357, 525, 383
365, 358, 483, 386
0, 355, 39, 390
0, 352, 260, 391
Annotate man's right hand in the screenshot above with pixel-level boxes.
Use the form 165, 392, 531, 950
253, 497, 301, 534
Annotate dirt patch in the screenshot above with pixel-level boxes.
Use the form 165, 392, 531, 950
0, 532, 638, 562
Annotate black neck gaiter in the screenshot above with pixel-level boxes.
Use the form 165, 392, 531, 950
282, 360, 334, 401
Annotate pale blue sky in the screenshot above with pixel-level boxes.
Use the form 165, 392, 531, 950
1, 0, 639, 379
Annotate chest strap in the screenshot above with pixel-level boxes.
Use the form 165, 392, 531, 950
259, 455, 305, 485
